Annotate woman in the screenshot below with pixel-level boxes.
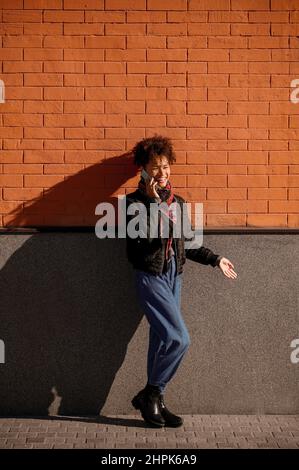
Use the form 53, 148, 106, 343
125, 135, 237, 428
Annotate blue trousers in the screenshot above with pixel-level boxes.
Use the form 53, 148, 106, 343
133, 255, 191, 394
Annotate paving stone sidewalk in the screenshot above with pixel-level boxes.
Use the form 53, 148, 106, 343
0, 415, 298, 449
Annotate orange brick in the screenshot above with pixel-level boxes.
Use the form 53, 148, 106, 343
208, 62, 248, 73
189, 0, 229, 9
147, 23, 187, 35
209, 12, 248, 23
24, 150, 64, 163
44, 115, 84, 127
228, 175, 268, 187
249, 116, 288, 129
44, 61, 84, 73
0, 150, 23, 163
44, 140, 85, 150
148, 0, 187, 9
269, 201, 299, 213
148, 74, 186, 87
105, 101, 145, 114
127, 114, 165, 127
44, 164, 84, 174
167, 115, 206, 127
209, 140, 247, 150
249, 141, 288, 151
106, 24, 146, 35
64, 74, 104, 86
207, 214, 246, 226
270, 175, 299, 187
289, 165, 299, 174
188, 128, 227, 139
24, 101, 63, 114
0, 175, 23, 187
208, 188, 246, 200
188, 102, 226, 114
248, 165, 288, 175
288, 214, 299, 227
228, 102, 269, 115
3, 188, 43, 201
0, 49, 22, 60
64, 0, 104, 9
105, 0, 145, 9
230, 74, 270, 87
208, 165, 246, 174
208, 88, 245, 101
4, 114, 43, 127
24, 73, 63, 86
23, 24, 62, 35
147, 101, 185, 114
3, 164, 42, 174
147, 49, 187, 61
249, 12, 289, 22
209, 37, 247, 48
247, 214, 287, 227
127, 11, 166, 22
44, 36, 84, 48
127, 62, 166, 74
3, 10, 42, 22
231, 24, 269, 35
169, 38, 208, 49
168, 88, 188, 100
289, 189, 299, 199
113, 47, 147, 62
228, 200, 268, 213
168, 62, 206, 73
44, 11, 84, 22
127, 36, 165, 49
24, 48, 62, 60
249, 36, 288, 49
231, 0, 270, 10
44, 87, 84, 100
270, 151, 299, 164
168, 11, 207, 22
65, 151, 105, 164
86, 62, 125, 73
248, 188, 287, 199
86, 114, 125, 127
228, 151, 268, 164
127, 87, 166, 100
271, 0, 298, 10
190, 23, 230, 35
249, 62, 289, 74
208, 115, 247, 128
24, 128, 63, 139
24, 174, 64, 187
64, 24, 104, 35
188, 175, 226, 187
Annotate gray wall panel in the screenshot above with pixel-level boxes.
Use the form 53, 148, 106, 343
0, 233, 298, 416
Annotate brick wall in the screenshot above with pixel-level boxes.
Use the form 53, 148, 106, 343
0, 0, 298, 227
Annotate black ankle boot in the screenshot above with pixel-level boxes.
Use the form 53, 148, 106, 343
158, 394, 184, 427
131, 384, 165, 428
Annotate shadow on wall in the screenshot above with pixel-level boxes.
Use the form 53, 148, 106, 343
0, 152, 144, 415
5, 152, 138, 228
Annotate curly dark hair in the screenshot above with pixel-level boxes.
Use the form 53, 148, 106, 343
131, 134, 176, 167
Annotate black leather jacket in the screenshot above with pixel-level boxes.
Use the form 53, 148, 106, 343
125, 188, 222, 275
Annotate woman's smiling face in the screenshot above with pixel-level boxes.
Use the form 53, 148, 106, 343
144, 155, 171, 188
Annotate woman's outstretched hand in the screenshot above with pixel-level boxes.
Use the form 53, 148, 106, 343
218, 257, 237, 279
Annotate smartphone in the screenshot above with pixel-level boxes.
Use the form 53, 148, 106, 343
141, 168, 152, 183
141, 168, 163, 189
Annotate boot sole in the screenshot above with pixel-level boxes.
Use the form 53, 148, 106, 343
131, 396, 165, 428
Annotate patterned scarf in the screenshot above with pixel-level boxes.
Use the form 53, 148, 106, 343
138, 176, 176, 261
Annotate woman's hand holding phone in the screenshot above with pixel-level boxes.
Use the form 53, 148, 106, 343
142, 169, 161, 201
